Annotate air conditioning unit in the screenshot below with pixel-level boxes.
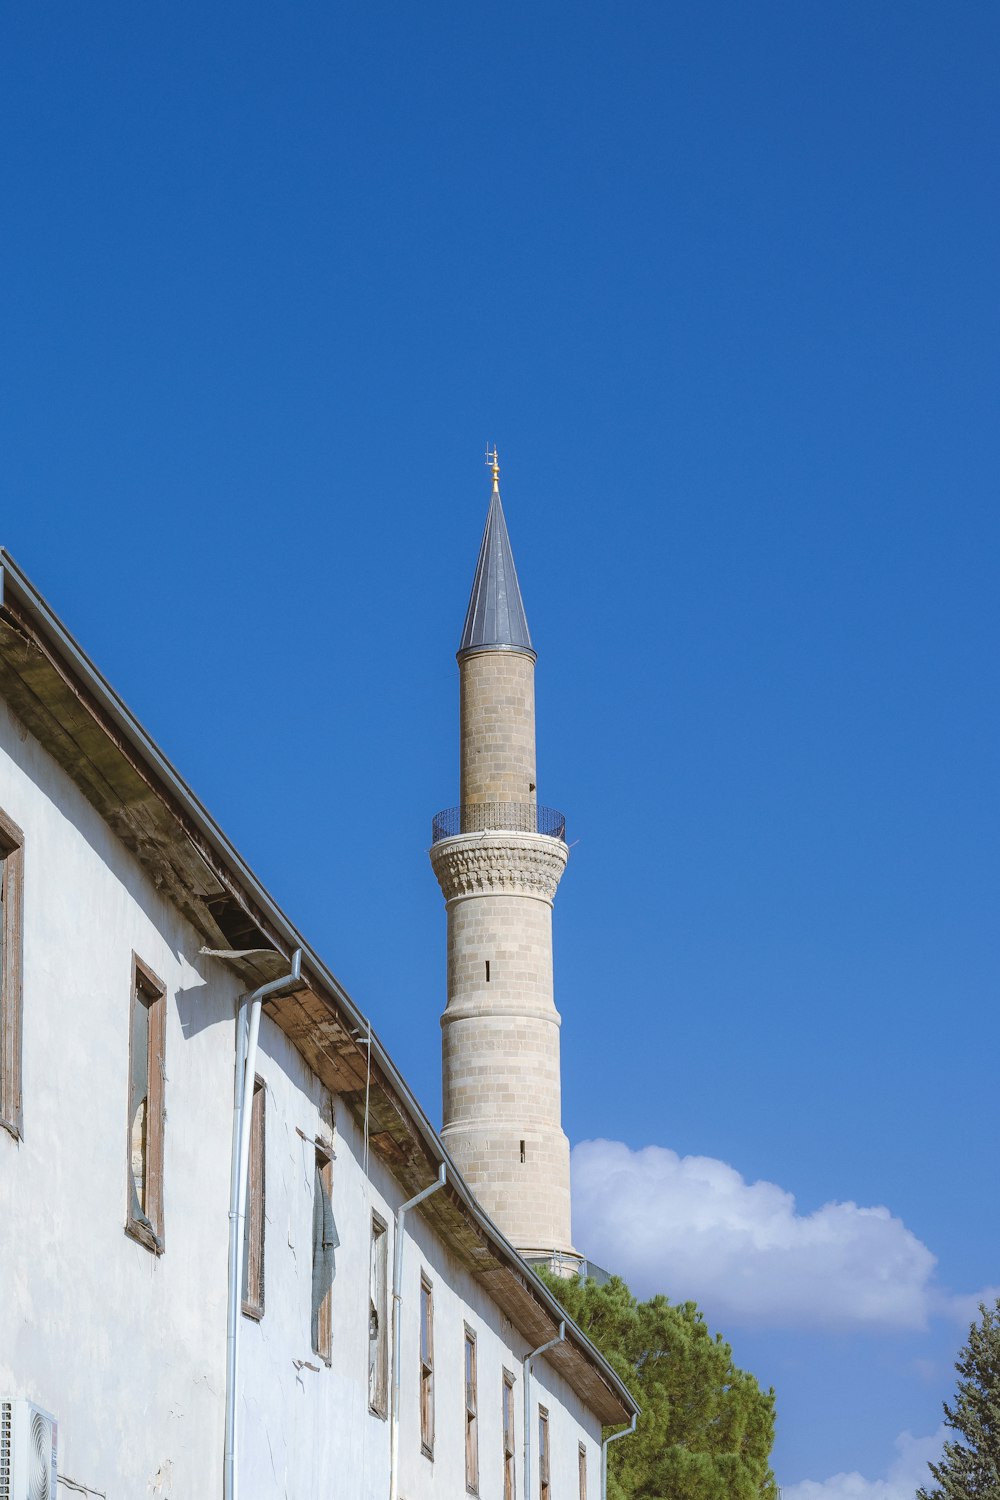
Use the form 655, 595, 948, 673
0, 1400, 58, 1500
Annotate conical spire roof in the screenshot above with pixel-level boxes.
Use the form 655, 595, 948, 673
458, 461, 534, 661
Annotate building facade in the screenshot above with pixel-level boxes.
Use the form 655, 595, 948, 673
0, 544, 635, 1498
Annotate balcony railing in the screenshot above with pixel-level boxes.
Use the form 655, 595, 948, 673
431, 802, 567, 845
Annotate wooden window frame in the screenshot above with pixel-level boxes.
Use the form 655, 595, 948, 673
312, 1147, 334, 1364
578, 1441, 588, 1500
502, 1369, 516, 1500
241, 1074, 266, 1319
125, 954, 166, 1254
369, 1212, 389, 1417
0, 808, 24, 1140
464, 1326, 479, 1494
419, 1273, 434, 1458
538, 1406, 551, 1500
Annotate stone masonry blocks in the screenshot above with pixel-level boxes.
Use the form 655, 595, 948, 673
431, 828, 574, 1255
439, 1120, 573, 1253
460, 651, 537, 806
434, 644, 575, 1258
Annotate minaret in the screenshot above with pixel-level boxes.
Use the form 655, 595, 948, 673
430, 452, 577, 1267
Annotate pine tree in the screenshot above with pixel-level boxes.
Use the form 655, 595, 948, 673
537, 1269, 777, 1500
918, 1298, 1000, 1500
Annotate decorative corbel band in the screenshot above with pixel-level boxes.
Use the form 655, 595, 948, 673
429, 832, 569, 904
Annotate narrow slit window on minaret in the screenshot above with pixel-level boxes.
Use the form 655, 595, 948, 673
519, 1140, 525, 1163
485, 960, 490, 983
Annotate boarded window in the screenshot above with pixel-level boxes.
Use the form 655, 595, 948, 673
311, 1148, 337, 1362
419, 1274, 434, 1457
241, 1075, 266, 1319
464, 1327, 479, 1493
579, 1442, 588, 1500
0, 808, 24, 1139
538, 1407, 551, 1500
369, 1213, 388, 1415
502, 1369, 516, 1500
126, 956, 166, 1252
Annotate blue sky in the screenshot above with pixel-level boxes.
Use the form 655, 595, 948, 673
3, 2, 998, 1490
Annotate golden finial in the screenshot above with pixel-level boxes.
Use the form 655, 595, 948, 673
485, 444, 500, 489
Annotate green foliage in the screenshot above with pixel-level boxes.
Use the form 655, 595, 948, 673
537, 1269, 777, 1500
917, 1298, 1000, 1500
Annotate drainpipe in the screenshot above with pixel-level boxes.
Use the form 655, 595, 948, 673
523, 1320, 566, 1500
389, 1163, 447, 1500
601, 1412, 637, 1500
223, 949, 303, 1500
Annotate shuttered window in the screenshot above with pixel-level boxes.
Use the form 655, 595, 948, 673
125, 956, 166, 1252
369, 1214, 388, 1415
502, 1370, 516, 1500
0, 808, 24, 1139
538, 1407, 551, 1500
419, 1275, 434, 1457
464, 1328, 479, 1493
311, 1148, 336, 1361
241, 1076, 266, 1318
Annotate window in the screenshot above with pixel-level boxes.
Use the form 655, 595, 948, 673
502, 1369, 516, 1500
419, 1274, 434, 1457
242, 1075, 266, 1319
538, 1407, 551, 1500
311, 1147, 337, 1362
126, 955, 165, 1252
578, 1442, 588, 1500
464, 1327, 479, 1493
0, 808, 24, 1139
369, 1214, 388, 1415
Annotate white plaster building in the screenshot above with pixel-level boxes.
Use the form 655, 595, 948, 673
0, 545, 636, 1500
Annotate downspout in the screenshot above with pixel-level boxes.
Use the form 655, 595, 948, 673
389, 1163, 447, 1500
223, 949, 303, 1500
523, 1320, 566, 1500
601, 1412, 637, 1500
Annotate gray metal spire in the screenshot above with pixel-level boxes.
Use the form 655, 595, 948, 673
458, 451, 535, 661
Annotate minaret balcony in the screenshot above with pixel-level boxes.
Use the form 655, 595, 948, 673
431, 803, 566, 845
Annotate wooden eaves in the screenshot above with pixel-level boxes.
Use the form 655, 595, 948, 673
0, 550, 638, 1428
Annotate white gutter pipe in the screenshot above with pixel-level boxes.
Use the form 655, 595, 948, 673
601, 1412, 637, 1500
523, 1320, 566, 1500
223, 949, 303, 1500
389, 1163, 447, 1500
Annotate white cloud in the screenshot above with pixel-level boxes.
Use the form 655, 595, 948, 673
571, 1139, 938, 1329
933, 1284, 1000, 1327
781, 1425, 945, 1500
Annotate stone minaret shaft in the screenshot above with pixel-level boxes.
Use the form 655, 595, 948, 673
431, 458, 574, 1261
